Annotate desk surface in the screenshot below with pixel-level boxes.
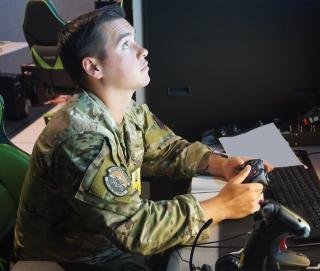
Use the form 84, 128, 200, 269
167, 146, 320, 271
0, 41, 28, 57
0, 41, 30, 74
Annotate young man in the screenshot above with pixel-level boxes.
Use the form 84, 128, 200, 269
14, 4, 272, 271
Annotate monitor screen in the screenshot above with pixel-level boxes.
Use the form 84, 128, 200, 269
143, 0, 320, 141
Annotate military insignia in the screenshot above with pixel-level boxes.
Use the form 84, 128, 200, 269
103, 166, 131, 197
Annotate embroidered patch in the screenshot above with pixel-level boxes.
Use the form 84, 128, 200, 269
103, 166, 131, 197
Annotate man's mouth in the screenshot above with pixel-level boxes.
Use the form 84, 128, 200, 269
141, 61, 149, 71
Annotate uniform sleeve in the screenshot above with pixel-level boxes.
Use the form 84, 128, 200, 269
52, 132, 210, 255
141, 105, 212, 178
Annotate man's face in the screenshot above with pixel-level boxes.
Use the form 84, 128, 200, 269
98, 18, 150, 90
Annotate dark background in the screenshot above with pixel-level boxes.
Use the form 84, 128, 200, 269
143, 0, 320, 141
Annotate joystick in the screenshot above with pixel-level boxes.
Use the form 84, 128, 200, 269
215, 201, 311, 271
240, 200, 310, 270
239, 159, 269, 187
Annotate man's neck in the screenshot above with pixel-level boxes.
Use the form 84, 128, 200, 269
104, 90, 134, 125
88, 83, 135, 125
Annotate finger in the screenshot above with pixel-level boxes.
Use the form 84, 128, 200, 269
242, 183, 264, 193
253, 201, 261, 213
233, 157, 245, 166
257, 193, 264, 201
229, 165, 251, 184
241, 156, 254, 162
253, 183, 264, 193
263, 160, 274, 172
251, 195, 263, 213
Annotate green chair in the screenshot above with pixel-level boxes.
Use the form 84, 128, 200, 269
23, 0, 76, 103
0, 96, 30, 270
0, 96, 67, 271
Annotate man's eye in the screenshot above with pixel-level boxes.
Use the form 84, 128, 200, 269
122, 41, 130, 49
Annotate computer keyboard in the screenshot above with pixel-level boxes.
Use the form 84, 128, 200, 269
264, 150, 320, 240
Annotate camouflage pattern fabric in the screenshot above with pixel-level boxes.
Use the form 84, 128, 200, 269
14, 90, 212, 267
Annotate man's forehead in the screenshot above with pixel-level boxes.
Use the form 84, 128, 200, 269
103, 18, 134, 39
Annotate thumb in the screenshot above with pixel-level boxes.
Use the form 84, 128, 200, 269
229, 165, 251, 184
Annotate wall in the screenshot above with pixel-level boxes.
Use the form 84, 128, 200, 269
53, 0, 95, 21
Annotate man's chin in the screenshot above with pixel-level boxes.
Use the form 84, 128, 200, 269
144, 77, 151, 87
131, 75, 150, 89
139, 76, 150, 88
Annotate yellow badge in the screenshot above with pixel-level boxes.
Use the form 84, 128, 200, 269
239, 253, 244, 267
131, 167, 141, 195
104, 166, 131, 197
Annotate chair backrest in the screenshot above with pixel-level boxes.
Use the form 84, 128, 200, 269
22, 0, 76, 98
23, 0, 65, 47
31, 45, 64, 70
0, 95, 29, 244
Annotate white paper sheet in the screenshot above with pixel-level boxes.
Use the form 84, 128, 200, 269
219, 123, 302, 168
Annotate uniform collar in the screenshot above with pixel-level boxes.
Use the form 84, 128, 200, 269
81, 89, 137, 132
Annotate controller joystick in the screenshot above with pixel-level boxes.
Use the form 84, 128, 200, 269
239, 159, 269, 187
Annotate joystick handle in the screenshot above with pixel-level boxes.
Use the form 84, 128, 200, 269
240, 200, 310, 271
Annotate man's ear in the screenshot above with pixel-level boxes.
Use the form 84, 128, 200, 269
82, 57, 103, 79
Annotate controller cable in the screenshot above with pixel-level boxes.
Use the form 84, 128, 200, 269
189, 219, 213, 271
181, 231, 249, 248
180, 225, 320, 269
179, 235, 320, 270
173, 218, 249, 270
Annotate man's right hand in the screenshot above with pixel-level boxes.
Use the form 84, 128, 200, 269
199, 165, 264, 224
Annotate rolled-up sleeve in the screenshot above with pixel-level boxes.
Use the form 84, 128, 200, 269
141, 105, 211, 178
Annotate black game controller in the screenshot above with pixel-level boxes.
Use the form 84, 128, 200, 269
239, 159, 269, 187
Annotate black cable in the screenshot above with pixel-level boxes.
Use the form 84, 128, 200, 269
189, 219, 213, 271
196, 232, 249, 245
175, 245, 243, 269
176, 250, 192, 265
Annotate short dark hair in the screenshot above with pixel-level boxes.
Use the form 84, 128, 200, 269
58, 4, 126, 84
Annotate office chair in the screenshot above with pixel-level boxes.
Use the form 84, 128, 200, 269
0, 96, 66, 271
22, 0, 76, 104
0, 95, 29, 270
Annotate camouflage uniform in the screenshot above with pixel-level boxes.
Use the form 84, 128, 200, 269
14, 90, 212, 269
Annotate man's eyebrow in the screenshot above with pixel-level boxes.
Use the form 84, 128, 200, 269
116, 31, 134, 45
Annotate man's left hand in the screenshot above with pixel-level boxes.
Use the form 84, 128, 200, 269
221, 156, 274, 180
208, 155, 274, 180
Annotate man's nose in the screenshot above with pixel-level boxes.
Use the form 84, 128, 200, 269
139, 46, 148, 58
